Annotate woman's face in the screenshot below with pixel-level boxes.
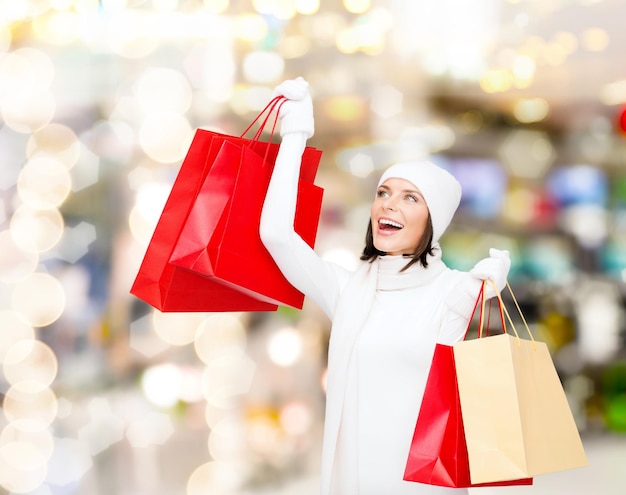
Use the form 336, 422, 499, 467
370, 178, 430, 256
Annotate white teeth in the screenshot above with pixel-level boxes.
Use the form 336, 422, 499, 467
379, 218, 403, 229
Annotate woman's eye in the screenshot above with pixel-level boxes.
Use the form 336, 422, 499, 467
406, 195, 418, 202
377, 190, 389, 198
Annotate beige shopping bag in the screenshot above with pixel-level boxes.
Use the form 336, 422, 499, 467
453, 281, 587, 484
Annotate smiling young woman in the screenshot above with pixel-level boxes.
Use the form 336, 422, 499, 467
259, 77, 511, 495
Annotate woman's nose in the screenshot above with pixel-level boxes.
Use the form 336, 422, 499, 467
382, 195, 397, 210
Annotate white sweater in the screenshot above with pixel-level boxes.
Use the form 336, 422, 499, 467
260, 132, 481, 495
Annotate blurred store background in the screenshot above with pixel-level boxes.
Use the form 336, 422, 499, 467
1, 0, 626, 493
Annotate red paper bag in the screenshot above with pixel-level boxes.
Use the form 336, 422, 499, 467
169, 103, 323, 309
404, 284, 533, 488
130, 129, 278, 312
170, 138, 322, 308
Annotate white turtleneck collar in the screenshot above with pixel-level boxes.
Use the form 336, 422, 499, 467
376, 245, 446, 291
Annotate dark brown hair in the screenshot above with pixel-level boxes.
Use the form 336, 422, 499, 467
359, 215, 435, 271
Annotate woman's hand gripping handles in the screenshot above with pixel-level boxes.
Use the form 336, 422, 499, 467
469, 248, 511, 299
272, 77, 315, 139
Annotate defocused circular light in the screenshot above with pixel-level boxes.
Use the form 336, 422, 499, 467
242, 51, 285, 84
1, 91, 56, 134
581, 27, 609, 52
141, 364, 182, 408
194, 314, 247, 365
253, 0, 296, 19
3, 340, 58, 393
0, 457, 47, 494
139, 113, 193, 163
0, 48, 54, 101
32, 11, 80, 46
3, 386, 58, 430
267, 327, 302, 367
343, 0, 371, 14
11, 272, 66, 328
479, 68, 513, 93
17, 156, 72, 210
187, 461, 244, 495
201, 350, 256, 407
0, 231, 39, 283
322, 95, 366, 122
208, 417, 245, 461
135, 68, 193, 115
0, 310, 35, 364
203, 0, 229, 13
296, 0, 319, 15
26, 123, 80, 168
10, 205, 64, 253
0, 420, 55, 465
152, 310, 205, 346
513, 98, 550, 123
234, 14, 268, 42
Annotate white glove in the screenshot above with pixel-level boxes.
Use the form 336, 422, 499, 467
271, 77, 314, 138
469, 248, 511, 297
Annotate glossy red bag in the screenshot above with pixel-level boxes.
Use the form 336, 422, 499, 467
169, 100, 323, 309
130, 98, 322, 312
403, 283, 533, 488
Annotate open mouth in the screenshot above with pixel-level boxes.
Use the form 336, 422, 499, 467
378, 218, 404, 231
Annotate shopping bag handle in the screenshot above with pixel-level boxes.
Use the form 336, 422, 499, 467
488, 279, 537, 348
239, 95, 287, 164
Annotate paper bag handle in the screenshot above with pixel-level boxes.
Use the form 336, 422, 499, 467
487, 279, 537, 348
239, 95, 287, 164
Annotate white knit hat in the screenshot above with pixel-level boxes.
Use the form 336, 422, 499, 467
377, 161, 462, 243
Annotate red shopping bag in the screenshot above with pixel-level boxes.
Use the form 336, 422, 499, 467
130, 98, 321, 312
404, 283, 533, 488
169, 101, 323, 309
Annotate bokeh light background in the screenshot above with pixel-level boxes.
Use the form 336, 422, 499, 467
1, 0, 626, 494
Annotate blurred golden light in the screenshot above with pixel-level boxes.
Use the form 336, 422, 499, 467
187, 461, 245, 495
323, 95, 366, 122
502, 187, 535, 225
32, 11, 79, 46
581, 27, 609, 52
11, 272, 66, 328
141, 363, 182, 408
456, 110, 485, 134
26, 123, 81, 169
513, 98, 550, 123
479, 68, 513, 93
135, 68, 193, 116
267, 327, 302, 367
138, 113, 194, 163
3, 340, 58, 393
242, 51, 285, 84
545, 42, 568, 66
235, 14, 268, 42
0, 231, 39, 283
0, 311, 35, 364
499, 130, 555, 179
279, 34, 312, 58
203, 0, 230, 14
3, 386, 58, 431
296, 0, 319, 15
336, 27, 360, 54
10, 206, 64, 254
343, 0, 370, 14
0, 440, 48, 471
128, 204, 158, 246
153, 310, 206, 346
17, 156, 72, 210
512, 54, 536, 81
253, 0, 296, 19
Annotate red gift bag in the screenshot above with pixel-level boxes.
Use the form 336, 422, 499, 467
169, 100, 323, 309
130, 98, 321, 312
403, 283, 533, 488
